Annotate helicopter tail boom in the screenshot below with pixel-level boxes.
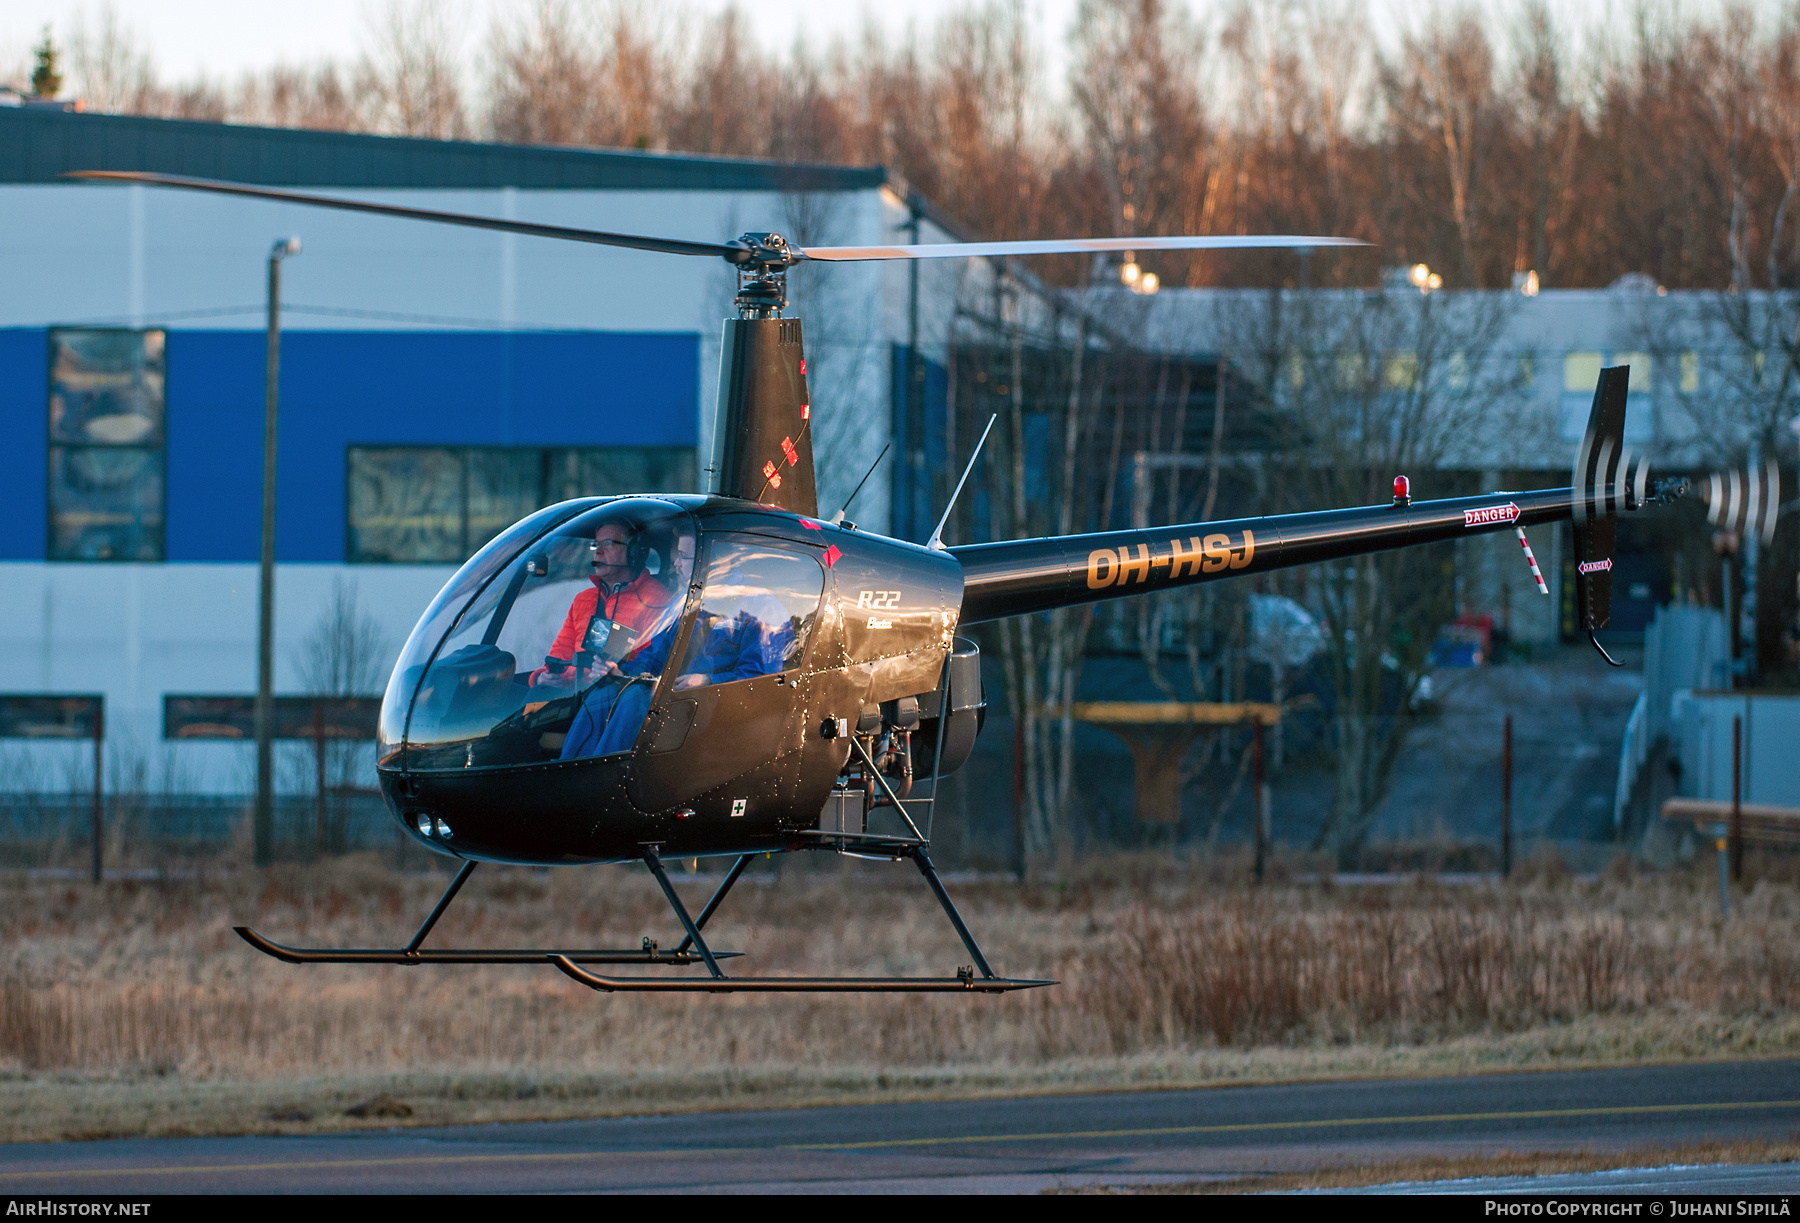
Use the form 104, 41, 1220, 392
950, 486, 1592, 623
951, 365, 1667, 629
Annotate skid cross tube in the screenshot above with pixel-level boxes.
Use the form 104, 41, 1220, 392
674, 854, 751, 955
643, 848, 725, 979
910, 846, 996, 980
406, 859, 477, 952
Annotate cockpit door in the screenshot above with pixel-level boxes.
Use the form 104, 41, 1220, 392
629, 535, 825, 811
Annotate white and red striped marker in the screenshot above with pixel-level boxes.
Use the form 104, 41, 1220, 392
1516, 526, 1548, 594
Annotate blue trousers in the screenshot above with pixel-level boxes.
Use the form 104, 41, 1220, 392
560, 681, 652, 760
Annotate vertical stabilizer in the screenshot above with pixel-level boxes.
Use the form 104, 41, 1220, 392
713, 317, 817, 516
1571, 365, 1630, 659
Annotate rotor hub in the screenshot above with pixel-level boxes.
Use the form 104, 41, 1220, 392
732, 232, 798, 318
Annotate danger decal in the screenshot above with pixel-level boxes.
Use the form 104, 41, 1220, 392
1463, 502, 1521, 528
1578, 558, 1613, 574
1087, 530, 1255, 590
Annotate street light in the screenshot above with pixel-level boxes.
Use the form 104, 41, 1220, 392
255, 235, 300, 868
1119, 253, 1159, 295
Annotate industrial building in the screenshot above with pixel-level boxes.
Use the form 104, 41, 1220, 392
0, 106, 964, 793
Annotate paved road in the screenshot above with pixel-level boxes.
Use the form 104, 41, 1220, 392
1, 1061, 1797, 1194
1336, 1163, 1800, 1194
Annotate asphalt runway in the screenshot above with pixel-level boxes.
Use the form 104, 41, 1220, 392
2, 1061, 1797, 1194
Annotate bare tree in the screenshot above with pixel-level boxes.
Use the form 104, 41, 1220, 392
298, 577, 389, 697
1507, 0, 1583, 284
294, 578, 389, 848
1387, 9, 1501, 286
1215, 286, 1523, 863
357, 0, 469, 140
1068, 0, 1209, 242
66, 6, 160, 115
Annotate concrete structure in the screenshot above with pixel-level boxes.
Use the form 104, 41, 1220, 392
1671, 689, 1800, 808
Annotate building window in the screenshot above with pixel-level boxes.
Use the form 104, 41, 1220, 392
1560, 349, 1654, 442
164, 694, 380, 740
47, 328, 166, 561
347, 445, 696, 564
1563, 351, 1603, 392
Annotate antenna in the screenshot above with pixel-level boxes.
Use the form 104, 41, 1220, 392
927, 414, 997, 551
830, 442, 890, 524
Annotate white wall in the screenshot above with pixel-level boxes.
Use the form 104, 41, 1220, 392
0, 561, 452, 793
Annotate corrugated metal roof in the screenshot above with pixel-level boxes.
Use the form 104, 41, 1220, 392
0, 107, 893, 192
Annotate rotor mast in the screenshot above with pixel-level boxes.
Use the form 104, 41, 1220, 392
711, 232, 819, 516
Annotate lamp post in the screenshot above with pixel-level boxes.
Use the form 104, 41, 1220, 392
255, 236, 300, 868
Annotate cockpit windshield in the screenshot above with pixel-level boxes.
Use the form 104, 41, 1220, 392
381, 498, 696, 770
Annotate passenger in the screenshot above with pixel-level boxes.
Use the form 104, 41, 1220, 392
671, 573, 794, 688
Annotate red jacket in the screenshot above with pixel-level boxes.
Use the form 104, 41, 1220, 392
545, 570, 678, 665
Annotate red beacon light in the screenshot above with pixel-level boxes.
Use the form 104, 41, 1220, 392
1393, 475, 1410, 506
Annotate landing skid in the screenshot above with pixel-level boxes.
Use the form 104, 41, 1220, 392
549, 845, 1054, 994
233, 858, 739, 967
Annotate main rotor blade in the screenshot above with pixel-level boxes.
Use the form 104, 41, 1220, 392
796, 234, 1367, 261
64, 171, 747, 261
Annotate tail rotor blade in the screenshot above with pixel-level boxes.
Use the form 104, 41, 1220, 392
1758, 455, 1782, 545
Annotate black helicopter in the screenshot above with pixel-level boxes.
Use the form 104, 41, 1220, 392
74, 170, 1679, 993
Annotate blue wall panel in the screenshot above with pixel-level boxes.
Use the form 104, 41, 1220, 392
0, 330, 47, 560
164, 330, 698, 563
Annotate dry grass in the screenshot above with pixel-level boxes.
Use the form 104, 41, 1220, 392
4, 851, 1800, 1142
1058, 1136, 1800, 1193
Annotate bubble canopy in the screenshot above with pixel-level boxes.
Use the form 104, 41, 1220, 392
378, 498, 696, 771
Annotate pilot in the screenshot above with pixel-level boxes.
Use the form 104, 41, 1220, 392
538, 521, 679, 760
531, 521, 675, 690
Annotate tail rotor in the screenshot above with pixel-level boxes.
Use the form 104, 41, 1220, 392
1570, 366, 1633, 665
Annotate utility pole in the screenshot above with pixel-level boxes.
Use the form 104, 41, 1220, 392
90, 700, 104, 885
906, 195, 924, 541
1731, 714, 1743, 883
1252, 718, 1268, 883
1501, 714, 1513, 878
256, 236, 300, 868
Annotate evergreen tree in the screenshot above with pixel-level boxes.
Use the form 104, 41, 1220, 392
30, 28, 62, 99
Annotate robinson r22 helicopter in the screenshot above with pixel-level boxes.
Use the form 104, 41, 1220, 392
73, 169, 1681, 993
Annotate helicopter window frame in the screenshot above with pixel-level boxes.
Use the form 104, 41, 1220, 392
46, 327, 168, 563
346, 444, 699, 565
